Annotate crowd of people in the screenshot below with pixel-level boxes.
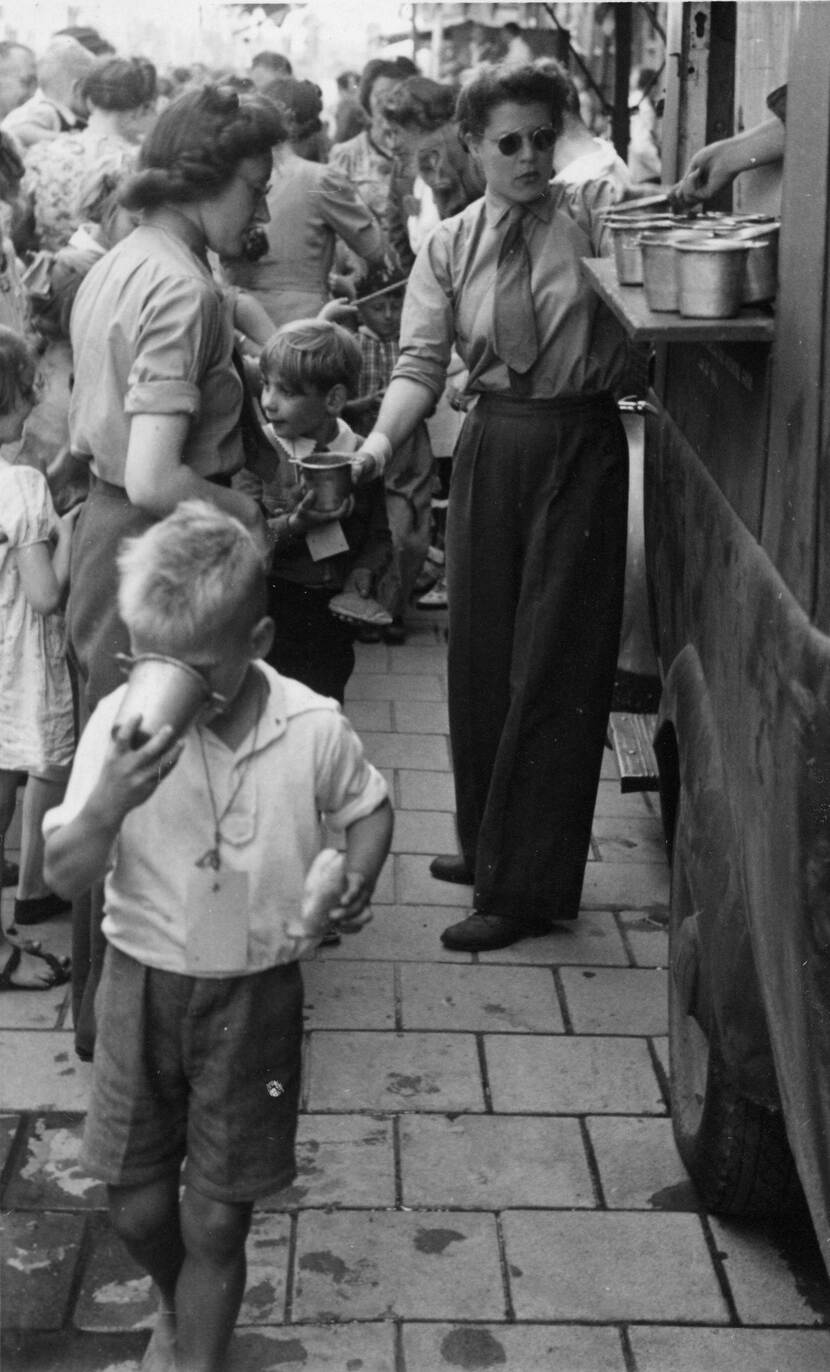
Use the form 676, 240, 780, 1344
0, 18, 760, 1372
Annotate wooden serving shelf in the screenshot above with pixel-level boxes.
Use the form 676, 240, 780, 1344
582, 258, 775, 344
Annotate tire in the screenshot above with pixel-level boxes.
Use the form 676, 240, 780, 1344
668, 801, 802, 1218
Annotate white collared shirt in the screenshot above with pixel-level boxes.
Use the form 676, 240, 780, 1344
43, 663, 388, 975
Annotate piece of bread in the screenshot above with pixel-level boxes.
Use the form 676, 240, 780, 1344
286, 848, 347, 936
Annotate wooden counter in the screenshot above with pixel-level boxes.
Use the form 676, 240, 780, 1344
581, 258, 775, 344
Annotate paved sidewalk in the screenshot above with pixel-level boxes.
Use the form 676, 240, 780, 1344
2, 614, 830, 1370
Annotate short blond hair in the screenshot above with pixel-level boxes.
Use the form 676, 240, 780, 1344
117, 501, 265, 647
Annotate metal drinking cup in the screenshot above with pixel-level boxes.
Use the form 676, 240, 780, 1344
298, 452, 353, 513
113, 654, 221, 747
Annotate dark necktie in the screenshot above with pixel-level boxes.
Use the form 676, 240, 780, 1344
492, 205, 540, 380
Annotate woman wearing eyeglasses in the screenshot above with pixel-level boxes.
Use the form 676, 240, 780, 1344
65, 85, 284, 1059
355, 64, 629, 952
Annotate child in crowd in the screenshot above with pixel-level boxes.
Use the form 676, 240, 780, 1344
43, 500, 393, 1372
0, 328, 76, 990
341, 267, 434, 643
237, 318, 394, 703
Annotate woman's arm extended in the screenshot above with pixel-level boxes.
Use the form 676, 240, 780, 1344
351, 377, 435, 483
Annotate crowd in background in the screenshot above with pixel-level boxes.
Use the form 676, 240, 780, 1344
0, 15, 661, 991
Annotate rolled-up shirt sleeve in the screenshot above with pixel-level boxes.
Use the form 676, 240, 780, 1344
125, 277, 223, 417
392, 224, 455, 399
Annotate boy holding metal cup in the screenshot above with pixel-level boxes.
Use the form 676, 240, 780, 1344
237, 318, 395, 703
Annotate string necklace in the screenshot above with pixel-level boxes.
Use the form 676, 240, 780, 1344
195, 671, 264, 872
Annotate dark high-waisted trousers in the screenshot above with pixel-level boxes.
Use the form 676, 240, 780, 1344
66, 478, 153, 1060
446, 391, 628, 925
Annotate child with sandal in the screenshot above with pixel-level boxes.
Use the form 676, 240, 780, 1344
43, 500, 393, 1371
0, 327, 76, 991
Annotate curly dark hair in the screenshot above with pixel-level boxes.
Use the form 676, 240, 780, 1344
0, 326, 38, 416
455, 64, 567, 142
382, 76, 456, 133
121, 85, 284, 211
82, 56, 157, 112
358, 56, 418, 115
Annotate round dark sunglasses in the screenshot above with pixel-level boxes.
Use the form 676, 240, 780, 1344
485, 124, 557, 157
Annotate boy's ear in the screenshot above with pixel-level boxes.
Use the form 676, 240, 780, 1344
251, 616, 275, 661
325, 382, 348, 416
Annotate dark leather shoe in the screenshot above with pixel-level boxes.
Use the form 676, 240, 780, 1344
13, 893, 72, 926
440, 912, 549, 952
430, 854, 474, 885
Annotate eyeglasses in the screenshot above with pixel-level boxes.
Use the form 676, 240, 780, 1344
484, 124, 556, 157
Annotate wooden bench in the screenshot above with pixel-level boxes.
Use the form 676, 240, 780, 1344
608, 712, 659, 792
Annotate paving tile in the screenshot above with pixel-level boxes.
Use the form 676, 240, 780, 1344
400, 1114, 595, 1208
359, 731, 450, 770
0, 1032, 91, 1111
293, 1210, 503, 1320
396, 769, 456, 811
559, 966, 668, 1036
342, 699, 392, 731
397, 855, 472, 907
237, 1214, 291, 1324
402, 1324, 626, 1372
0, 979, 70, 1029
400, 963, 563, 1032
317, 905, 474, 963
393, 700, 450, 733
581, 861, 670, 909
619, 908, 670, 967
600, 746, 620, 780
586, 1116, 696, 1210
476, 910, 629, 967
0, 1330, 147, 1370
593, 779, 656, 817
258, 1114, 395, 1209
709, 1216, 830, 1325
353, 642, 391, 673
592, 814, 667, 863
2, 1211, 86, 1329
345, 673, 445, 702
486, 1035, 665, 1114
231, 1323, 395, 1371
74, 1221, 155, 1331
302, 962, 395, 1029
305, 1031, 485, 1112
501, 1211, 729, 1321
388, 643, 449, 674
629, 1326, 830, 1372
4, 1112, 106, 1210
392, 810, 458, 855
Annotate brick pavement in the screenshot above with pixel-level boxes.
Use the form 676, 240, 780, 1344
2, 616, 830, 1370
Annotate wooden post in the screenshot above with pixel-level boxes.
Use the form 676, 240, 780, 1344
612, 2, 632, 159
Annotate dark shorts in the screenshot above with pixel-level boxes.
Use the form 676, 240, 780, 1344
81, 946, 304, 1203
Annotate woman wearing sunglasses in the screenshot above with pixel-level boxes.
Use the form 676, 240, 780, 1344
354, 64, 629, 952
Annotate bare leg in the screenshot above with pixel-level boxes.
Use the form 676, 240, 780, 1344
0, 773, 67, 988
175, 1188, 253, 1372
109, 1176, 185, 1369
18, 773, 68, 900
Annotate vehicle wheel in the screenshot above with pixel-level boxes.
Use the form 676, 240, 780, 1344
668, 805, 801, 1218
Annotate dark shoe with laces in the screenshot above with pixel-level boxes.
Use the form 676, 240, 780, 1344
440, 912, 550, 952
429, 854, 474, 885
